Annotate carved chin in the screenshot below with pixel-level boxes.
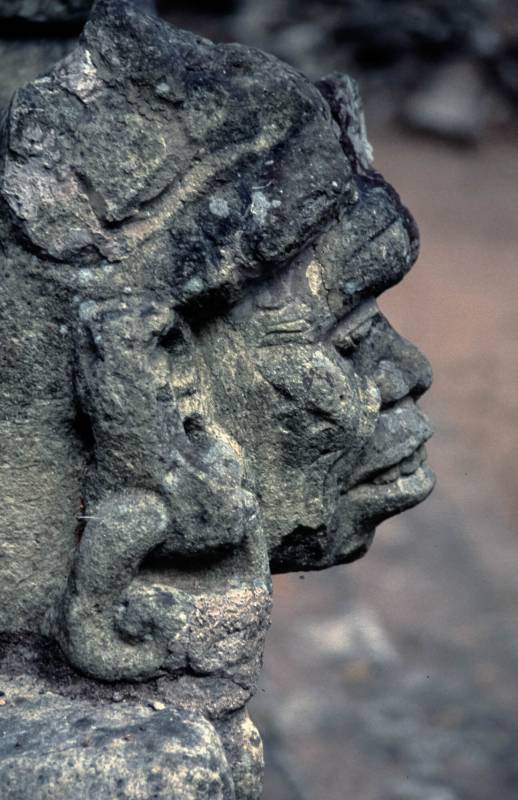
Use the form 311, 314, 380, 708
322, 467, 435, 569
270, 457, 435, 573
347, 462, 436, 523
269, 517, 374, 573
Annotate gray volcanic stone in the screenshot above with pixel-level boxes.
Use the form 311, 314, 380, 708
0, 0, 91, 22
0, 0, 434, 796
0, 656, 265, 799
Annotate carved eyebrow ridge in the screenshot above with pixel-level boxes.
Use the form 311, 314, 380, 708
344, 216, 402, 263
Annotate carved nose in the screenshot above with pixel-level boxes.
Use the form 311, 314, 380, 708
373, 327, 432, 407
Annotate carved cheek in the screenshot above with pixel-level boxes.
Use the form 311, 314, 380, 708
258, 346, 379, 462
301, 351, 379, 454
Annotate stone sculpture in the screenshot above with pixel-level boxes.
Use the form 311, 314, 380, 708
0, 0, 434, 796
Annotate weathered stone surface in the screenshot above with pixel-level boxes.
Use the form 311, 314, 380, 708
0, 0, 91, 23
0, 0, 434, 796
0, 658, 265, 799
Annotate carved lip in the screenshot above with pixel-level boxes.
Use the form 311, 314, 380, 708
348, 461, 436, 511
349, 399, 433, 491
360, 443, 429, 487
344, 400, 435, 516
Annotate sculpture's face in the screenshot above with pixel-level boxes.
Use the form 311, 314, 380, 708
201, 172, 434, 572
0, 0, 435, 717
0, 5, 438, 797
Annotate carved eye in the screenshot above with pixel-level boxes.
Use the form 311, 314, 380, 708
333, 318, 374, 357
331, 299, 378, 357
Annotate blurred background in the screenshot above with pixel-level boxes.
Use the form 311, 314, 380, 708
3, 0, 518, 797
156, 2, 518, 798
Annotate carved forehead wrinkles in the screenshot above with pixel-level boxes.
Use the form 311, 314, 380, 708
232, 195, 416, 346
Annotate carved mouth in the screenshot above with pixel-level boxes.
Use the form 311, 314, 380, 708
347, 397, 433, 492
347, 445, 435, 520
367, 444, 428, 486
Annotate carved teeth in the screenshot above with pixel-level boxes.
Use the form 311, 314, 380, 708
371, 445, 426, 485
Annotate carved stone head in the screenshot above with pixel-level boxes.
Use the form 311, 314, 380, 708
0, 1, 434, 796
